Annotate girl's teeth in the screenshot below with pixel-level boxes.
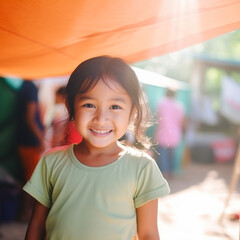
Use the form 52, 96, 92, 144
92, 129, 110, 134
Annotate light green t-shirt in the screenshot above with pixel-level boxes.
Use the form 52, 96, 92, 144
23, 144, 170, 240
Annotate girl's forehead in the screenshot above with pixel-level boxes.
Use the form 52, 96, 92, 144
91, 77, 126, 94
75, 77, 130, 100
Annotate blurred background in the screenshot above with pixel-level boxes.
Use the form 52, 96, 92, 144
1, 1, 240, 239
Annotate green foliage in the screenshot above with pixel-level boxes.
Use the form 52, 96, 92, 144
230, 71, 240, 83
204, 68, 223, 93
200, 30, 240, 60
133, 29, 240, 83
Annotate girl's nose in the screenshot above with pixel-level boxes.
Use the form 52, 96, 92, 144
93, 108, 109, 123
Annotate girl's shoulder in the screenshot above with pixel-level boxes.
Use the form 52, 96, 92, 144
123, 146, 155, 165
44, 145, 71, 156
37, 145, 76, 174
42, 144, 73, 164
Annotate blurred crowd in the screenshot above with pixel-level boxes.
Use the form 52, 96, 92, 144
0, 77, 82, 223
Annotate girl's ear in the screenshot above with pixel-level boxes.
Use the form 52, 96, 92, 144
127, 107, 137, 134
129, 107, 137, 123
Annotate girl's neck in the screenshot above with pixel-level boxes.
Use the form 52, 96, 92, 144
73, 141, 125, 167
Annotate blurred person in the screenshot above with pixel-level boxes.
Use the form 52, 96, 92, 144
49, 86, 68, 147
53, 86, 68, 123
0, 77, 24, 222
50, 86, 82, 147
16, 79, 45, 221
155, 88, 186, 177
23, 56, 170, 240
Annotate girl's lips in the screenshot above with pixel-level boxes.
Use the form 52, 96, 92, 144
90, 129, 112, 134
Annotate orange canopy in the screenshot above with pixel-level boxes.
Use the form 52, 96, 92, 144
1, 0, 240, 79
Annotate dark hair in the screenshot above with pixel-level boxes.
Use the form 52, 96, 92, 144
66, 56, 150, 148
166, 88, 176, 98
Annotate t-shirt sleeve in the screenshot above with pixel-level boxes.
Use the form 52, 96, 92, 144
134, 159, 170, 208
23, 156, 52, 208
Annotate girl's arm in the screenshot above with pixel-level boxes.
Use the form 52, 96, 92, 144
136, 199, 160, 240
25, 200, 50, 240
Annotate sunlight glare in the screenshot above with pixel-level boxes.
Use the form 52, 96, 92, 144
158, 0, 200, 52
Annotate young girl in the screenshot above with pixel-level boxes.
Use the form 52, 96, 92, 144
23, 56, 170, 240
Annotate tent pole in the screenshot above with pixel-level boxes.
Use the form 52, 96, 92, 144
219, 129, 240, 224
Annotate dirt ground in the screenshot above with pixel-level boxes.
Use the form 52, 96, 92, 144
158, 162, 239, 240
0, 161, 239, 240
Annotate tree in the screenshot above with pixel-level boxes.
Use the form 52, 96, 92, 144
133, 29, 240, 82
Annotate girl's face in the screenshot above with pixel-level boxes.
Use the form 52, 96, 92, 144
73, 78, 134, 151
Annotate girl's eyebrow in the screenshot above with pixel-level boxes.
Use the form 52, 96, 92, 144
77, 95, 94, 101
111, 97, 127, 104
77, 95, 128, 104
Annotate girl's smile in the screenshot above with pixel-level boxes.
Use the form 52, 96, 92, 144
90, 128, 112, 135
73, 78, 134, 152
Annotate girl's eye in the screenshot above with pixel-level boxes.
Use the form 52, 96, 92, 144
110, 105, 121, 110
83, 103, 95, 108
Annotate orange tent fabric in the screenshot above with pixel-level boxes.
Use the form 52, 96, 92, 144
1, 0, 240, 79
